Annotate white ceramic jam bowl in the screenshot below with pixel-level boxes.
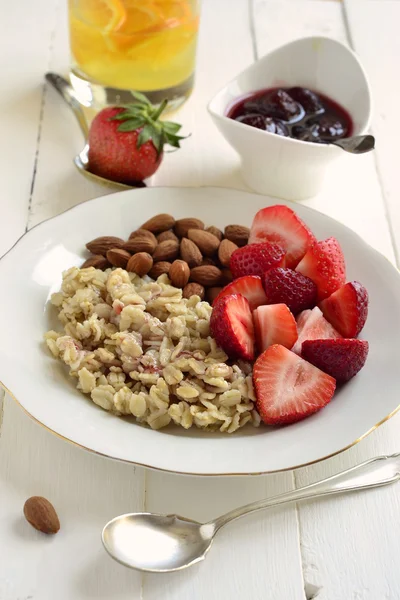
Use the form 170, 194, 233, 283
208, 36, 372, 200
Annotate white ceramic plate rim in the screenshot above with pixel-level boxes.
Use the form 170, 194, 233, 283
0, 186, 399, 476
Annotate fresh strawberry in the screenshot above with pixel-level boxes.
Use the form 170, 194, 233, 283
292, 306, 341, 355
296, 237, 346, 301
212, 276, 268, 311
249, 205, 316, 268
230, 242, 286, 279
263, 267, 317, 314
253, 304, 298, 353
302, 338, 369, 382
210, 294, 255, 360
253, 344, 336, 425
319, 281, 369, 338
88, 92, 186, 184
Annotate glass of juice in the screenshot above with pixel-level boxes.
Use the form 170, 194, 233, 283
68, 0, 200, 110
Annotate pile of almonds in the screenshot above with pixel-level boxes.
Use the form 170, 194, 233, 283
83, 213, 249, 303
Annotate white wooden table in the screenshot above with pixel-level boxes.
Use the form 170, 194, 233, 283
1, 0, 400, 598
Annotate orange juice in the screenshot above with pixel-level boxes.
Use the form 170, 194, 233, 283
68, 0, 199, 107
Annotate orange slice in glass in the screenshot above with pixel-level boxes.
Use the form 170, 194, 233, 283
74, 0, 127, 32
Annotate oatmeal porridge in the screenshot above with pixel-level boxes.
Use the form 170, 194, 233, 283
44, 266, 260, 432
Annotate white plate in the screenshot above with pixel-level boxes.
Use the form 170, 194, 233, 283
0, 187, 399, 476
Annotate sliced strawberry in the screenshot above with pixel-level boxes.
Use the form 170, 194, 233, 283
292, 306, 341, 355
213, 276, 268, 311
296, 237, 346, 301
230, 242, 286, 279
319, 281, 369, 338
253, 304, 298, 353
263, 267, 317, 314
253, 344, 336, 425
249, 205, 316, 268
210, 294, 254, 360
302, 338, 369, 382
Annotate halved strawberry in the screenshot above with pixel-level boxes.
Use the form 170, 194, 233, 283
319, 281, 368, 338
263, 267, 317, 314
210, 294, 254, 360
253, 344, 336, 425
230, 242, 286, 279
296, 237, 346, 301
292, 306, 341, 355
302, 338, 369, 382
213, 276, 268, 311
253, 304, 298, 353
249, 205, 316, 268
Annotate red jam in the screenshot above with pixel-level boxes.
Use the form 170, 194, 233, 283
227, 87, 353, 143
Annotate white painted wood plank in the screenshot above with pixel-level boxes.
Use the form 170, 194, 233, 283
0, 0, 58, 256
144, 472, 304, 600
252, 2, 400, 598
0, 396, 144, 600
344, 0, 400, 264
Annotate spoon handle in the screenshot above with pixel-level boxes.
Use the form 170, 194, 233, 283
211, 453, 400, 532
45, 72, 89, 139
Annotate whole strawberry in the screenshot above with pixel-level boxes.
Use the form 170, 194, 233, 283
88, 92, 186, 184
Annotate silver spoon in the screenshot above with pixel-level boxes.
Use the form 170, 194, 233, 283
331, 134, 375, 154
102, 452, 400, 573
45, 72, 143, 190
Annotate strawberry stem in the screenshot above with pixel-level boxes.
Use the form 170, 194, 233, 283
151, 99, 168, 121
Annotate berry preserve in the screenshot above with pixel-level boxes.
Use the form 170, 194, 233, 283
227, 87, 353, 143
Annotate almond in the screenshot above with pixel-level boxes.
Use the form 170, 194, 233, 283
141, 213, 175, 233
106, 248, 131, 268
190, 265, 222, 286
23, 496, 60, 534
221, 268, 233, 285
206, 286, 223, 305
157, 230, 179, 243
81, 255, 110, 270
188, 229, 220, 257
123, 235, 157, 254
152, 239, 180, 262
224, 225, 250, 247
129, 228, 157, 243
174, 218, 204, 238
149, 261, 171, 278
183, 282, 205, 300
126, 252, 153, 276
86, 236, 125, 256
180, 238, 203, 267
206, 225, 223, 241
218, 239, 238, 267
169, 260, 190, 288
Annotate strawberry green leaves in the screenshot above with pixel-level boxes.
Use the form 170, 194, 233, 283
110, 93, 186, 154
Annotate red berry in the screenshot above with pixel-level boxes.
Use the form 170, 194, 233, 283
253, 304, 298, 353
88, 107, 162, 184
210, 294, 255, 360
263, 267, 317, 314
230, 242, 286, 279
213, 276, 268, 311
302, 338, 369, 382
296, 237, 346, 301
249, 205, 316, 268
253, 344, 336, 425
292, 307, 341, 355
319, 281, 369, 338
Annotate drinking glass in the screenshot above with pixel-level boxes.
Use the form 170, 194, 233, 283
68, 0, 200, 110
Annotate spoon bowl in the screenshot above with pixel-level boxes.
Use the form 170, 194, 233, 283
45, 73, 140, 191
102, 513, 214, 572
